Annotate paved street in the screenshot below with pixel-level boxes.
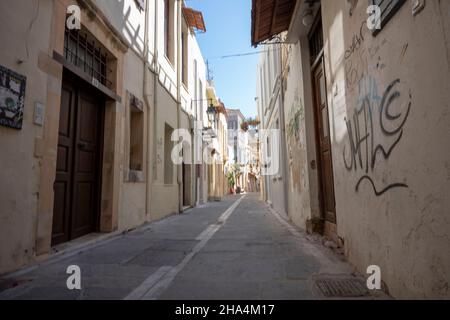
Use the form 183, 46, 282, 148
0, 194, 380, 300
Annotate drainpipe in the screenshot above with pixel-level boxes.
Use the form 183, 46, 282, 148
143, 0, 151, 220
176, 0, 183, 213
191, 109, 196, 207
150, 0, 159, 220
278, 42, 289, 218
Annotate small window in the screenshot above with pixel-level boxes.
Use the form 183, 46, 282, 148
129, 93, 144, 172
164, 123, 174, 185
164, 0, 175, 63
371, 0, 406, 35
198, 80, 203, 119
181, 30, 188, 86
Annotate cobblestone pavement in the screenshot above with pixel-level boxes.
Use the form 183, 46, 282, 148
0, 194, 387, 300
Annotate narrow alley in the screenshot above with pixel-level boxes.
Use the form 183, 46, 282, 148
1, 0, 449, 304
0, 194, 380, 300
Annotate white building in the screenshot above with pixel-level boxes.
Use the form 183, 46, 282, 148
256, 43, 288, 216
226, 109, 246, 190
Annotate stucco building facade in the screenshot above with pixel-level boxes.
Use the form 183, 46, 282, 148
206, 83, 229, 201
253, 0, 450, 298
256, 43, 289, 217
0, 0, 209, 275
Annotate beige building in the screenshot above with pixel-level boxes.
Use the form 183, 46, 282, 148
0, 0, 209, 275
253, 0, 450, 298
244, 127, 261, 193
206, 84, 229, 201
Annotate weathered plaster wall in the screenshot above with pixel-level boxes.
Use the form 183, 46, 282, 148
320, 0, 450, 298
119, 49, 148, 232
257, 47, 288, 216
282, 38, 323, 230
0, 0, 54, 274
0, 0, 142, 274
151, 81, 180, 220
94, 0, 147, 55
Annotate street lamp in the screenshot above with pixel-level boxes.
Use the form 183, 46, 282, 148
206, 103, 217, 126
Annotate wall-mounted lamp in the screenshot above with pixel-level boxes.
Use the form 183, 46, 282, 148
206, 103, 217, 126
302, 9, 315, 27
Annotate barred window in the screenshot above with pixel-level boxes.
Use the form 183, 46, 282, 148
64, 28, 112, 89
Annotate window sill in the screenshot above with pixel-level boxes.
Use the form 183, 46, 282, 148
182, 82, 189, 92
164, 54, 175, 71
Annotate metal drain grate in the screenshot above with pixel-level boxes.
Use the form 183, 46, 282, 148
314, 278, 370, 298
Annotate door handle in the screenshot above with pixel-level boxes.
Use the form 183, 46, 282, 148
77, 142, 88, 151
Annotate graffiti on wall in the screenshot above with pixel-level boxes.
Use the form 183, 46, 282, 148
287, 92, 305, 140
342, 78, 411, 196
344, 20, 388, 93
286, 90, 306, 191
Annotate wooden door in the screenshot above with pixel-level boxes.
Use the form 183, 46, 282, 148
312, 58, 336, 224
52, 82, 76, 245
52, 75, 104, 245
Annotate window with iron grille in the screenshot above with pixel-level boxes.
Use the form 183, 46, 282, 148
371, 0, 406, 35
64, 28, 112, 89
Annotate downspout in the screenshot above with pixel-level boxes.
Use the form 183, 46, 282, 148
191, 97, 196, 207
143, 0, 151, 220
176, 0, 183, 213
151, 0, 159, 219
278, 42, 289, 218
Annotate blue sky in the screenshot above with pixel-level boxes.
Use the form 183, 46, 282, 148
188, 0, 259, 118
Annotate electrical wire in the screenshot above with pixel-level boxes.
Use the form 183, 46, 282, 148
206, 47, 279, 60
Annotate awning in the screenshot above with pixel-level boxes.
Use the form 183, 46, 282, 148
206, 87, 219, 106
183, 7, 206, 32
251, 0, 297, 46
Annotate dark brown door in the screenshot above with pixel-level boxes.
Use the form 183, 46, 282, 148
312, 58, 336, 224
52, 75, 104, 245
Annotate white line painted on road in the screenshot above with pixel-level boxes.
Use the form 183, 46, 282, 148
218, 197, 244, 223
124, 266, 173, 300
195, 224, 218, 241
125, 195, 246, 300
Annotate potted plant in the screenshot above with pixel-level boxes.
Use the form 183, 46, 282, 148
227, 171, 235, 194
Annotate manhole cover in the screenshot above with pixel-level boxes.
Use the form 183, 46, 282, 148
314, 277, 370, 298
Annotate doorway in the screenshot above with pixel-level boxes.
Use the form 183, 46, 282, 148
52, 71, 105, 246
309, 15, 337, 226
182, 162, 191, 207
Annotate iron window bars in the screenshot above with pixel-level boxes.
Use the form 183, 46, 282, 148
64, 28, 113, 89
